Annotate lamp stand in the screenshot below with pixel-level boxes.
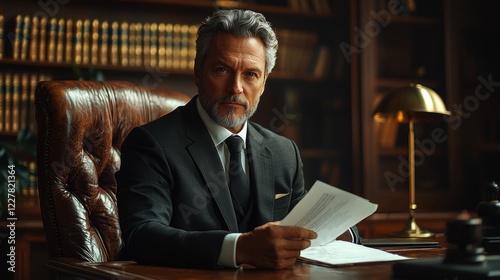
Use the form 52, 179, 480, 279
394, 119, 434, 238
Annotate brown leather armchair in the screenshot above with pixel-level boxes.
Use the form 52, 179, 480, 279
35, 80, 190, 262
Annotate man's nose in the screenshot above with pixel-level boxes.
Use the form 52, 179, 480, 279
229, 74, 243, 94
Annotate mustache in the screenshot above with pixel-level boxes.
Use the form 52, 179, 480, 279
220, 95, 248, 108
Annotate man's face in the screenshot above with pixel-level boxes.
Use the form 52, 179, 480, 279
195, 32, 268, 133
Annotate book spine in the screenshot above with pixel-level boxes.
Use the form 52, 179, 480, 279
157, 23, 166, 68
149, 23, 158, 67
82, 19, 91, 64
65, 19, 73, 63
188, 25, 197, 70
47, 18, 57, 62
12, 15, 23, 60
110, 21, 119, 65
28, 73, 39, 133
99, 21, 109, 65
128, 23, 136, 67
38, 17, 47, 61
142, 23, 150, 67
120, 22, 129, 66
11, 73, 20, 133
29, 16, 39, 61
55, 18, 65, 63
20, 73, 29, 131
20, 15, 31, 60
74, 19, 83, 64
134, 23, 142, 67
179, 24, 189, 70
0, 72, 3, 132
165, 23, 173, 69
172, 24, 181, 69
0, 15, 4, 60
4, 72, 12, 132
90, 19, 99, 65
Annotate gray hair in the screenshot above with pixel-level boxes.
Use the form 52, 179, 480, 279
195, 9, 278, 75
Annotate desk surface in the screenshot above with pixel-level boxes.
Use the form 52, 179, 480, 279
48, 245, 446, 280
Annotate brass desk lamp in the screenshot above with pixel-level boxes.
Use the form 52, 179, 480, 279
373, 84, 450, 238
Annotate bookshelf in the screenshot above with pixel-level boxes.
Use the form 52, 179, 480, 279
0, 0, 352, 187
0, 0, 353, 193
354, 0, 456, 213
353, 0, 500, 214
0, 2, 351, 278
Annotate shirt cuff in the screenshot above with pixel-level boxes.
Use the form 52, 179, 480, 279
217, 233, 241, 268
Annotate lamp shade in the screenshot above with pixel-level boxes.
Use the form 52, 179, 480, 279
373, 84, 450, 123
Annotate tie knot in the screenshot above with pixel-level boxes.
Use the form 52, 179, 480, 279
225, 135, 244, 154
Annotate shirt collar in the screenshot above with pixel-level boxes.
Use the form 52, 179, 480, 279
196, 97, 248, 148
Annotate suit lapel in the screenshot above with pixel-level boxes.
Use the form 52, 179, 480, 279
183, 99, 239, 232
247, 125, 274, 223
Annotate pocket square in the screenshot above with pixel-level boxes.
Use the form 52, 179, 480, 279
274, 193, 289, 199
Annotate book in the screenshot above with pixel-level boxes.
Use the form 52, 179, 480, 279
99, 21, 109, 65
11, 15, 23, 60
128, 23, 136, 67
149, 22, 158, 67
20, 73, 29, 130
55, 18, 65, 62
188, 25, 197, 70
65, 19, 73, 63
0, 15, 4, 59
120, 22, 129, 66
90, 19, 99, 65
20, 15, 31, 60
157, 23, 166, 68
4, 72, 12, 132
110, 21, 119, 65
47, 18, 57, 62
11, 73, 20, 133
142, 22, 151, 67
28, 73, 39, 133
0, 72, 3, 132
82, 19, 91, 64
74, 19, 83, 64
179, 24, 189, 69
134, 22, 142, 66
38, 17, 48, 61
164, 23, 173, 69
29, 16, 39, 61
172, 24, 181, 69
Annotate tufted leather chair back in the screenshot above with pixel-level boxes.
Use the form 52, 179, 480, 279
35, 80, 190, 262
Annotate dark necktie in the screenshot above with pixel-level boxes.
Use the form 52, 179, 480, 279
225, 135, 250, 215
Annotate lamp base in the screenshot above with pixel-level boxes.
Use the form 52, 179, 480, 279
392, 215, 435, 238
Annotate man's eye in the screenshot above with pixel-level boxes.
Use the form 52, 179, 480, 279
216, 67, 227, 73
246, 72, 257, 77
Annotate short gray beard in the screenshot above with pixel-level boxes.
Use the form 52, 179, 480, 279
199, 94, 259, 129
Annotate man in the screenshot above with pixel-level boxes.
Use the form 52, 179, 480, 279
116, 9, 317, 270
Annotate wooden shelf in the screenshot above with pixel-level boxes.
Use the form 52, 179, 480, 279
0, 59, 332, 82
107, 0, 335, 18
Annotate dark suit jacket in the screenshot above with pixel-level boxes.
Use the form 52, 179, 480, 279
116, 96, 306, 268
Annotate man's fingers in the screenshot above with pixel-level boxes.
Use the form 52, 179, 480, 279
278, 225, 318, 240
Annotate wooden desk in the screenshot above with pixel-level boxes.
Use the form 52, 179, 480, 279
46, 245, 446, 280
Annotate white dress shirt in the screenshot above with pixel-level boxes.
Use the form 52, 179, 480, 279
196, 98, 246, 268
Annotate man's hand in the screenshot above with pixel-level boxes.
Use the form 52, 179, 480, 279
236, 222, 317, 269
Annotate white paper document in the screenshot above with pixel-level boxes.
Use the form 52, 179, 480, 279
300, 240, 409, 266
280, 180, 378, 246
